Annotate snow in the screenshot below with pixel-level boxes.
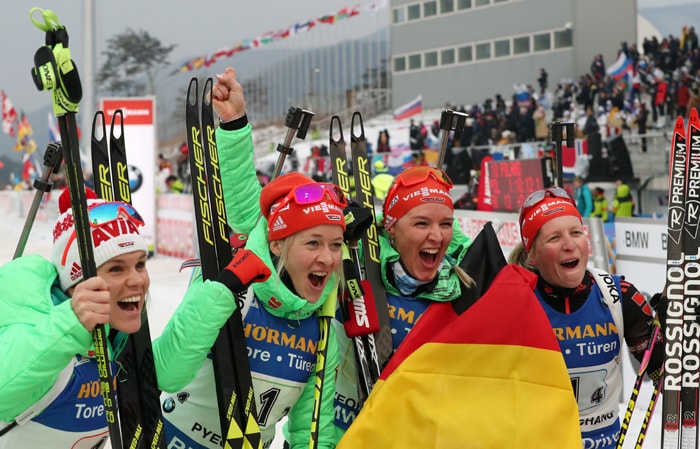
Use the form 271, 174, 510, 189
0, 193, 664, 447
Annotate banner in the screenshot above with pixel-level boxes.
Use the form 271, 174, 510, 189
99, 97, 157, 254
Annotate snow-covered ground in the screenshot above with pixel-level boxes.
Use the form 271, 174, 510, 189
0, 195, 664, 448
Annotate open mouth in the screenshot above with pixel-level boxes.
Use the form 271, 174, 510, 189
560, 259, 579, 269
118, 296, 141, 312
419, 248, 439, 264
309, 272, 328, 288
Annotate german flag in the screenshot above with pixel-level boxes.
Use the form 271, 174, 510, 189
338, 225, 580, 448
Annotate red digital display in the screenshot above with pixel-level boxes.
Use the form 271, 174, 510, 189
485, 159, 552, 212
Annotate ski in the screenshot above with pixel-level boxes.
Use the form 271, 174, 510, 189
328, 116, 381, 403
29, 9, 123, 449
349, 111, 393, 370
662, 115, 690, 449
681, 107, 700, 449
186, 77, 262, 449
91, 109, 166, 449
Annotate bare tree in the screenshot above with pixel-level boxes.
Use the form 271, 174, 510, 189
97, 28, 176, 96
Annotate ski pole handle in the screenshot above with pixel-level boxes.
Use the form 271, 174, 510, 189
271, 106, 315, 180
436, 109, 468, 168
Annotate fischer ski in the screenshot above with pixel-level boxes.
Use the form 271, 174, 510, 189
91, 109, 166, 449
29, 8, 123, 449
186, 77, 263, 449
349, 111, 393, 370
328, 116, 381, 403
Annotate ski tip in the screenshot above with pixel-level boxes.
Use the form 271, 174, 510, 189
675, 116, 686, 133
690, 107, 699, 128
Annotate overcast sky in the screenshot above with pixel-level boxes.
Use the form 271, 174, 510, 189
2, 0, 356, 113
0, 0, 691, 114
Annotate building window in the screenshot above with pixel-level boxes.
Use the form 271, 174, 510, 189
407, 4, 421, 20
533, 33, 551, 52
458, 45, 473, 62
409, 53, 422, 70
440, 0, 454, 14
513, 36, 530, 55
554, 29, 573, 48
494, 39, 510, 57
475, 42, 491, 60
475, 0, 489, 6
393, 7, 406, 24
424, 1, 438, 17
441, 48, 455, 65
457, 0, 472, 9
425, 51, 438, 68
394, 57, 406, 72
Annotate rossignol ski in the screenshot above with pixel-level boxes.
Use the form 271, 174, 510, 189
29, 8, 123, 449
186, 77, 262, 449
91, 110, 166, 449
328, 116, 381, 404
349, 112, 393, 370
662, 114, 694, 449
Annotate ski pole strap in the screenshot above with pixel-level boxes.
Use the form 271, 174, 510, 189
29, 8, 82, 115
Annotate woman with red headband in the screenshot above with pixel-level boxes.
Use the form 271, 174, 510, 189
0, 187, 270, 448
514, 187, 664, 448
158, 67, 346, 449
333, 163, 475, 436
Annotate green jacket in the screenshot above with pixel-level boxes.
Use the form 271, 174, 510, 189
0, 254, 236, 421
216, 122, 339, 448
612, 184, 634, 218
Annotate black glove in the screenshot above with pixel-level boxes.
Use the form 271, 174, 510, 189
343, 200, 374, 241
650, 292, 667, 330
218, 249, 271, 294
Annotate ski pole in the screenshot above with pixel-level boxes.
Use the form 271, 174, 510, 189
436, 109, 468, 169
549, 121, 574, 187
616, 323, 661, 448
30, 8, 123, 449
270, 106, 314, 180
13, 142, 63, 259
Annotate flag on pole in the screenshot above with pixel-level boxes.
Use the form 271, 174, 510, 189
393, 94, 422, 121
606, 52, 634, 81
1, 90, 18, 137
14, 111, 37, 154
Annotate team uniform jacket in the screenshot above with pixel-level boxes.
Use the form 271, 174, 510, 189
0, 254, 237, 449
333, 221, 472, 433
535, 271, 661, 449
159, 120, 339, 449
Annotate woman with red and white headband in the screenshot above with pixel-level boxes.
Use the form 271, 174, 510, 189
158, 67, 346, 449
514, 187, 664, 449
333, 163, 475, 436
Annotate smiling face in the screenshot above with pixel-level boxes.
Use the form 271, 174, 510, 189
270, 224, 344, 303
528, 215, 589, 289
388, 203, 454, 282
96, 250, 150, 334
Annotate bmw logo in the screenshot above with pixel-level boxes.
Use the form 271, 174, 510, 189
162, 397, 175, 413
128, 165, 143, 193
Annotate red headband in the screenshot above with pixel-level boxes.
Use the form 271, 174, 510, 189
383, 171, 453, 230
519, 196, 582, 251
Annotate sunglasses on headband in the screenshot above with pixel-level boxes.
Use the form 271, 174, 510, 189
60, 201, 145, 265
271, 182, 348, 216
385, 166, 453, 200
518, 187, 575, 222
